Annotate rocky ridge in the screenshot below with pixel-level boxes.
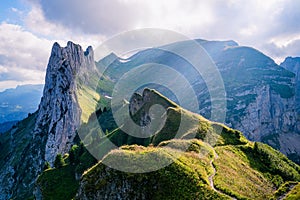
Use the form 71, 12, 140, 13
0, 41, 95, 199
35, 41, 95, 164
99, 40, 300, 163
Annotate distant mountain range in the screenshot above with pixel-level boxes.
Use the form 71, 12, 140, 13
0, 84, 43, 123
0, 40, 299, 199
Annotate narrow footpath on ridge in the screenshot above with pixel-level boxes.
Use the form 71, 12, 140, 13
208, 150, 237, 200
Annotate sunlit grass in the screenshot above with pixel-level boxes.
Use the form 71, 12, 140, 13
77, 84, 100, 123
283, 182, 300, 200
214, 145, 275, 199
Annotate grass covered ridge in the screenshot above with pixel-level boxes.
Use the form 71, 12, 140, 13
36, 143, 97, 200
214, 144, 275, 199
80, 143, 229, 200
37, 165, 79, 200
37, 88, 300, 199
213, 142, 300, 200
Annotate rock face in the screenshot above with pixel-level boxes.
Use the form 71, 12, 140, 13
281, 57, 300, 113
0, 41, 95, 199
277, 57, 300, 162
236, 85, 299, 140
129, 89, 176, 126
232, 84, 300, 159
35, 41, 95, 164
281, 57, 300, 76
201, 43, 300, 163
127, 88, 180, 139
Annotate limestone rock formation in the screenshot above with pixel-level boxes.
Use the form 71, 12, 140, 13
35, 41, 95, 164
281, 57, 300, 113
0, 41, 95, 199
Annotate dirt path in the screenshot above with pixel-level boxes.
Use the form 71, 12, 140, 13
278, 183, 298, 200
208, 150, 237, 200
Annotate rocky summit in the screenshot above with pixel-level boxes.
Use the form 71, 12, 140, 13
36, 41, 95, 164
0, 41, 95, 199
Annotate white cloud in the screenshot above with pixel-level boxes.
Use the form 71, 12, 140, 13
0, 4, 107, 90
0, 65, 8, 74
0, 22, 52, 88
1, 0, 300, 90
30, 0, 300, 63
24, 3, 106, 49
11, 7, 19, 13
0, 22, 52, 70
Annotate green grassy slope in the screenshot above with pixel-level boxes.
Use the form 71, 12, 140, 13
36, 144, 97, 200
37, 89, 300, 200
77, 138, 300, 199
79, 143, 229, 200
283, 183, 300, 200
37, 165, 79, 200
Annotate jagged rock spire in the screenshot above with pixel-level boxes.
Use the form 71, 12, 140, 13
34, 41, 95, 164
0, 41, 96, 199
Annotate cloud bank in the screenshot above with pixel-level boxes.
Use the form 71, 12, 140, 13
0, 0, 300, 90
27, 0, 300, 63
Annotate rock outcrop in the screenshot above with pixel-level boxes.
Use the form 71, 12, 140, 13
35, 41, 95, 165
129, 89, 176, 125
281, 57, 300, 113
281, 57, 300, 76
232, 84, 300, 159
202, 43, 300, 162
0, 41, 95, 199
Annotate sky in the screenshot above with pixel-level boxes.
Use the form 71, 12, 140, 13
0, 0, 299, 91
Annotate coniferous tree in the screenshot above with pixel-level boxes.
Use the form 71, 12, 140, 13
43, 161, 51, 170
54, 154, 65, 168
103, 107, 107, 112
69, 145, 79, 164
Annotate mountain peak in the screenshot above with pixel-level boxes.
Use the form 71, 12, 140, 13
281, 56, 300, 75
35, 41, 96, 165
0, 41, 98, 199
129, 88, 178, 117
195, 39, 239, 47
85, 45, 93, 56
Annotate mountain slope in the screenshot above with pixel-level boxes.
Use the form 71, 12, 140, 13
96, 39, 300, 163
0, 120, 18, 133
37, 88, 300, 200
281, 56, 300, 113
76, 142, 300, 200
